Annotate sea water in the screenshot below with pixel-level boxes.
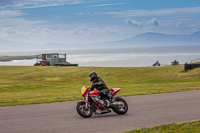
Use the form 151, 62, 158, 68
0, 46, 200, 67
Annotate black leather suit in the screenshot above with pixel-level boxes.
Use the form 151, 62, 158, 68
90, 77, 109, 97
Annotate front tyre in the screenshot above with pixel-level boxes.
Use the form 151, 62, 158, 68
76, 102, 93, 118
112, 97, 128, 115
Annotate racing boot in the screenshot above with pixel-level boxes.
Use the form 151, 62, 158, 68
95, 108, 102, 114
95, 107, 111, 114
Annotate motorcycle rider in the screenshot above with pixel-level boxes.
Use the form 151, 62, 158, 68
89, 71, 111, 113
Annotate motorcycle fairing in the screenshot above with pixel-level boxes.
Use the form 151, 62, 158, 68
81, 86, 89, 96
89, 90, 100, 97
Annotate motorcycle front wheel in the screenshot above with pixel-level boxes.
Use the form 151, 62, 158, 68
76, 102, 93, 118
112, 97, 128, 115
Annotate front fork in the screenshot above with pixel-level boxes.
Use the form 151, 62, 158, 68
85, 93, 89, 109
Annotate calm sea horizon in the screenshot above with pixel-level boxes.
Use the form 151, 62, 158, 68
0, 45, 200, 67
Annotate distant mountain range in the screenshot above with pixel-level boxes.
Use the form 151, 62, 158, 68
120, 31, 200, 47
0, 31, 200, 51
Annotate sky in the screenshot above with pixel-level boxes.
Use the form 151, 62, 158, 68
0, 0, 200, 45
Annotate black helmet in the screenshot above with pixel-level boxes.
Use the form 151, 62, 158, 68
89, 71, 98, 82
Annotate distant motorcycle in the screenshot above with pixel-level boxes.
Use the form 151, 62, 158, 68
153, 61, 160, 67
76, 86, 128, 118
171, 60, 179, 65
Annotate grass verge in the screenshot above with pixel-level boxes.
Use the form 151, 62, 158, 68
124, 120, 200, 133
0, 65, 200, 106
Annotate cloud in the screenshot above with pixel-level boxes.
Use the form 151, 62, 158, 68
0, 18, 200, 44
90, 3, 126, 7
97, 7, 200, 17
0, 10, 26, 18
124, 18, 159, 27
0, 21, 131, 44
0, 17, 48, 39
0, 0, 17, 7
124, 18, 141, 27
148, 18, 159, 26
0, 18, 47, 27
0, 0, 86, 9
77, 12, 91, 15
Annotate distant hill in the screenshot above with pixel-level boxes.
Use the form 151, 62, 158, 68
116, 31, 200, 47
0, 31, 200, 51
80, 31, 200, 48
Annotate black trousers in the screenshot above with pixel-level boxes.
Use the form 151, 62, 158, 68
100, 89, 109, 98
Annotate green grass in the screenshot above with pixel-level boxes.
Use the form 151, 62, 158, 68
193, 62, 200, 64
0, 66, 200, 106
124, 120, 200, 133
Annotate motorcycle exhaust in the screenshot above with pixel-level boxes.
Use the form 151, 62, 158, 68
111, 102, 123, 107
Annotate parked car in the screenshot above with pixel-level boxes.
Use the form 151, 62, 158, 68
34, 61, 50, 66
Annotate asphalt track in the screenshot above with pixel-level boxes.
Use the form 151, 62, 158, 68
1, 90, 200, 133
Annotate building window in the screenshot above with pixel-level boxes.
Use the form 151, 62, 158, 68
47, 54, 51, 59
59, 54, 65, 58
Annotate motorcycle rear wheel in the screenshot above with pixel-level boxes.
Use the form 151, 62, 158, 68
112, 97, 128, 114
76, 102, 93, 118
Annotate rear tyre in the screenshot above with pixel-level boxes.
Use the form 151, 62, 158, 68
76, 102, 93, 118
112, 97, 128, 114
